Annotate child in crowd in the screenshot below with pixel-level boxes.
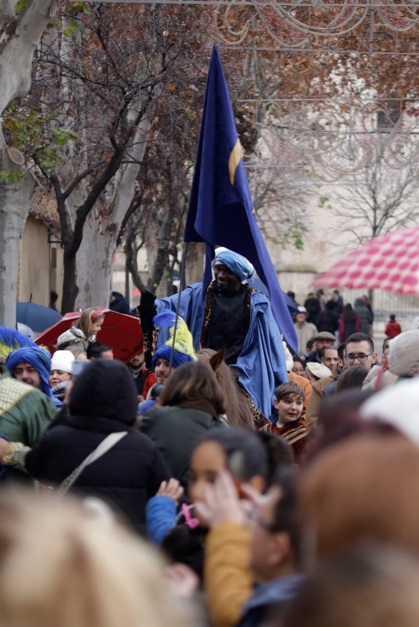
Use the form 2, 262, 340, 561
146, 428, 293, 579
261, 381, 310, 464
57, 307, 105, 352
385, 314, 402, 339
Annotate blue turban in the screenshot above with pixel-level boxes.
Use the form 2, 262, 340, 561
6, 347, 57, 403
152, 345, 195, 369
213, 250, 255, 282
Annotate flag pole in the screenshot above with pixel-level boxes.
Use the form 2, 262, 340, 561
168, 242, 188, 371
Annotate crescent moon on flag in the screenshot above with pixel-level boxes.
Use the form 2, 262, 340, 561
228, 138, 243, 185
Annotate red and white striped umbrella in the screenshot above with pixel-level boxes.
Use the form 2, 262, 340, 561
313, 225, 419, 295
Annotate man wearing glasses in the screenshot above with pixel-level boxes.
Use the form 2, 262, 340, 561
307, 334, 376, 428
344, 333, 377, 372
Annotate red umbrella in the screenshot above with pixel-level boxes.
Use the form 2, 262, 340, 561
313, 225, 419, 295
35, 309, 143, 362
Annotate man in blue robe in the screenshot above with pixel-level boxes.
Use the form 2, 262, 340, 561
154, 249, 288, 423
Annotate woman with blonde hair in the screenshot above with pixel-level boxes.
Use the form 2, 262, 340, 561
0, 489, 197, 627
57, 307, 105, 352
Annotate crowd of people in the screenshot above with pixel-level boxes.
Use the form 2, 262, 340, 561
1, 249, 419, 627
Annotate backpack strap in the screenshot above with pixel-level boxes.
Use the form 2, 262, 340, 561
57, 431, 128, 497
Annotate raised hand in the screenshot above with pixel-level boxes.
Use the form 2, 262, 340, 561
194, 470, 247, 528
156, 478, 184, 504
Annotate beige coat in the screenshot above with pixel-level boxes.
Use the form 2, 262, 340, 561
294, 321, 318, 359
305, 375, 337, 428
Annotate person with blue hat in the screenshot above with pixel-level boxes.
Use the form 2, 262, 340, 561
0, 329, 57, 479
140, 311, 197, 412
6, 346, 62, 408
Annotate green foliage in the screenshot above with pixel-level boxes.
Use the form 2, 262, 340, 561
16, 0, 29, 13
52, 127, 77, 147
63, 20, 83, 39
289, 225, 307, 250
72, 1, 93, 15
49, 8, 89, 40
266, 218, 308, 251
318, 195, 332, 210
3, 103, 77, 173
0, 170, 22, 184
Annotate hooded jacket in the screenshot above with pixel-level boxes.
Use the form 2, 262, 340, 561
57, 327, 90, 352
25, 360, 170, 533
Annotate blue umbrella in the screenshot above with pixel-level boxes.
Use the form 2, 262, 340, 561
248, 277, 299, 314
16, 302, 62, 333
17, 322, 35, 339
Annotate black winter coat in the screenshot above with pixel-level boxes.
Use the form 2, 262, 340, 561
304, 297, 321, 325
315, 309, 339, 334
25, 360, 170, 534
354, 299, 373, 335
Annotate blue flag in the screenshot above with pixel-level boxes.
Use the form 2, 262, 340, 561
184, 45, 298, 353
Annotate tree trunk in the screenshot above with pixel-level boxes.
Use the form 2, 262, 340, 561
61, 249, 78, 314
0, 0, 57, 325
0, 0, 56, 112
0, 151, 34, 326
75, 217, 117, 310
185, 242, 206, 285
58, 94, 153, 312
125, 226, 147, 292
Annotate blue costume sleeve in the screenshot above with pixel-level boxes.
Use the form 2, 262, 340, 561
235, 291, 288, 418
146, 495, 177, 544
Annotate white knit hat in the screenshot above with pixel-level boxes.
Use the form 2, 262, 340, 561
388, 330, 419, 377
50, 350, 75, 374
361, 377, 419, 446
306, 362, 332, 380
